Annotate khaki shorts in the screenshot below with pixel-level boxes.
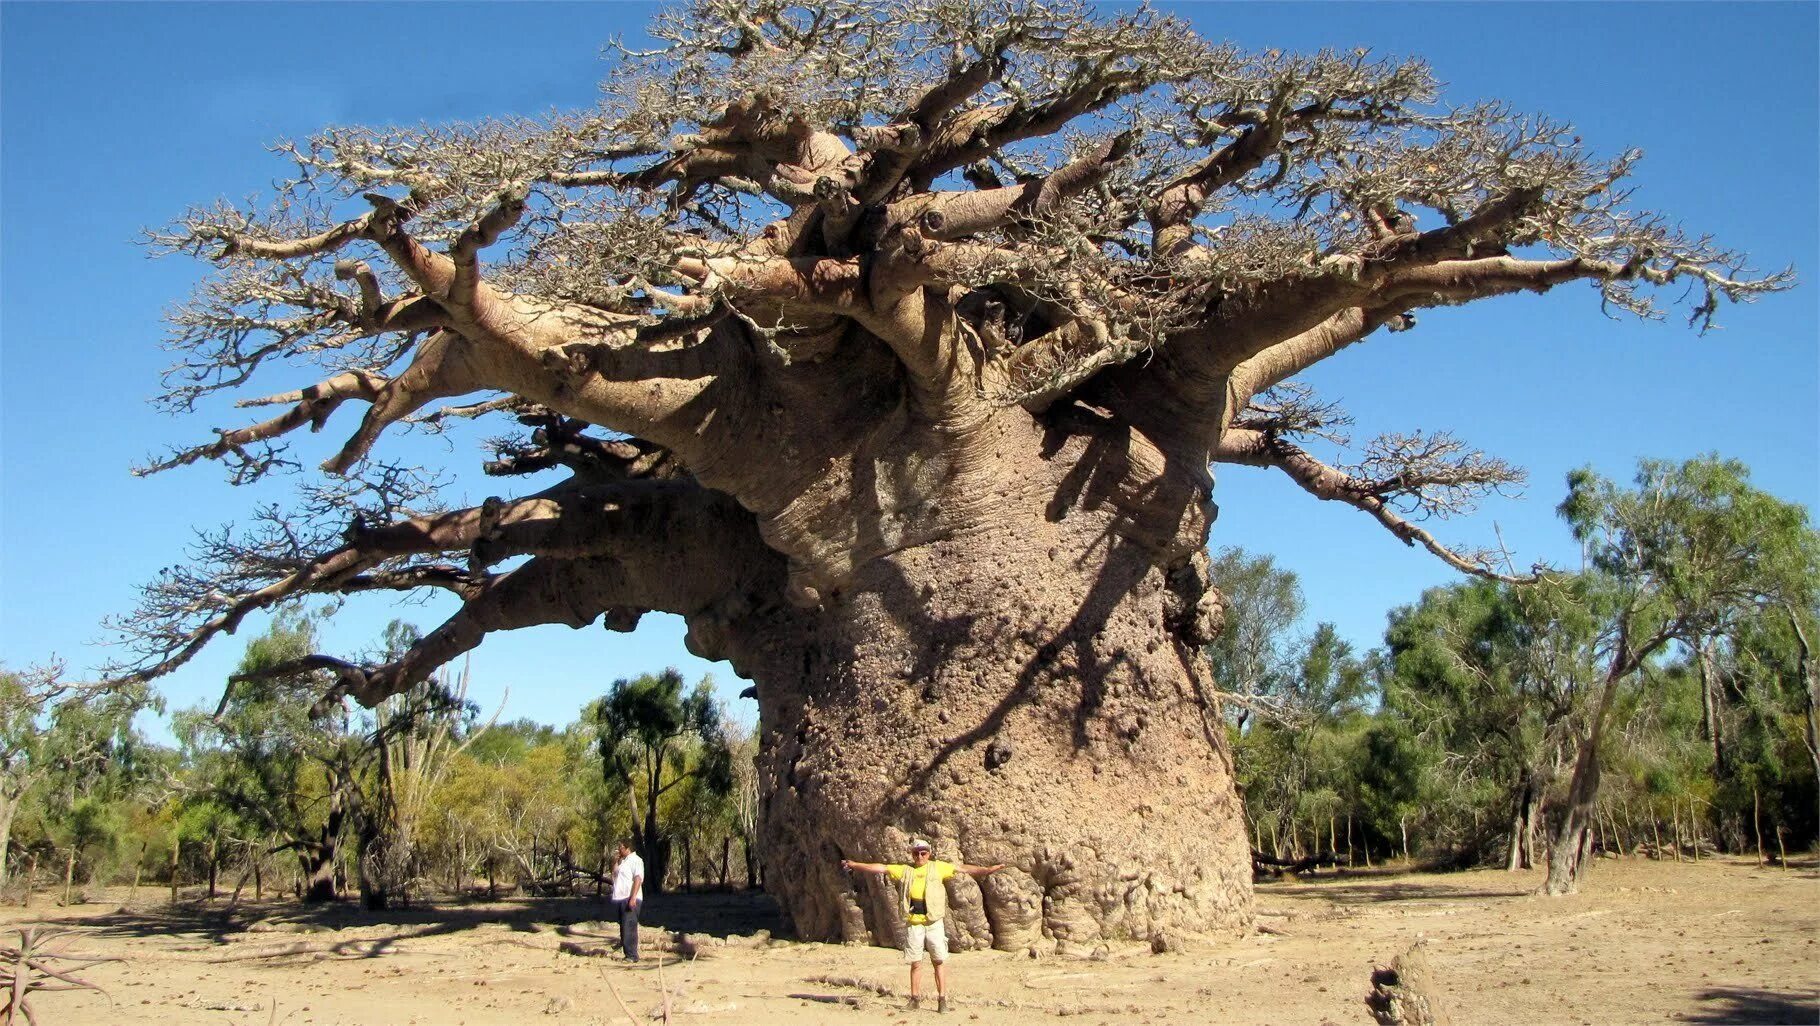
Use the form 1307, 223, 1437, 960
903, 920, 948, 964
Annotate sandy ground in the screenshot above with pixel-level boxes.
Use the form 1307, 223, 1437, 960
4, 856, 1816, 1026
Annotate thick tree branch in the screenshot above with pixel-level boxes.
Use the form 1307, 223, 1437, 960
448, 183, 531, 310
223, 488, 782, 710
136, 369, 389, 479
891, 130, 1136, 242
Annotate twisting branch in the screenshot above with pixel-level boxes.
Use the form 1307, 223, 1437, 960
448, 182, 531, 309
209, 485, 783, 711
136, 369, 388, 481
1215, 425, 1537, 583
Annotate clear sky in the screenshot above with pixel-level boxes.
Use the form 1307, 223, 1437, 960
2, 2, 1815, 738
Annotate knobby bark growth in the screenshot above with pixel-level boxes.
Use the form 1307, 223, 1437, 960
112, 0, 1785, 946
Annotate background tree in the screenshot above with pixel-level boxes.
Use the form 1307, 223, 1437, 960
1206, 548, 1305, 731
353, 620, 484, 909
109, 0, 1790, 943
593, 669, 731, 893
1233, 623, 1371, 859
177, 611, 363, 902
1379, 577, 1600, 868
727, 720, 765, 888
427, 718, 590, 895
1544, 457, 1815, 893
0, 665, 145, 891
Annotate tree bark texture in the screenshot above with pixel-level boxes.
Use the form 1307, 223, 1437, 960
720, 424, 1250, 948
300, 792, 347, 903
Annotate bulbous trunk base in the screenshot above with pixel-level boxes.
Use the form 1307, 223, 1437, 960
744, 527, 1253, 950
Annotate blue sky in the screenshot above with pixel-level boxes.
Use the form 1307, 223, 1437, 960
2, 2, 1815, 737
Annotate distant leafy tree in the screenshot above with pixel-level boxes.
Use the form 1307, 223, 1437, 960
1206, 548, 1305, 732
1696, 609, 1819, 850
418, 712, 605, 897
176, 610, 361, 902
1233, 624, 1372, 858
0, 664, 146, 889
464, 719, 560, 766
1544, 456, 1815, 893
593, 670, 732, 892
1381, 577, 1600, 867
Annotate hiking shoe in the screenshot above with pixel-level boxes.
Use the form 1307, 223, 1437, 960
938, 996, 950, 1013
906, 996, 920, 1010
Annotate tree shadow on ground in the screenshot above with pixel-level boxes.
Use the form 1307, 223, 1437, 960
1255, 870, 1533, 906
16, 888, 788, 964
1682, 986, 1818, 1025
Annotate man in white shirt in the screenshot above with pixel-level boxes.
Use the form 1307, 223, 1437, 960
609, 838, 645, 961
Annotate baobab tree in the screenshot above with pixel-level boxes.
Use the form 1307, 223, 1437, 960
112, 0, 1786, 948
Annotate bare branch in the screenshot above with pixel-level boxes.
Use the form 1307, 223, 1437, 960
1215, 426, 1538, 583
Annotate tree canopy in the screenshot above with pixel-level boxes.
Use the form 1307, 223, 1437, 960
110, 0, 1790, 705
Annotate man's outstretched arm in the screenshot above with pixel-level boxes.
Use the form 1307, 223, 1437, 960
841, 859, 891, 875
958, 863, 1006, 877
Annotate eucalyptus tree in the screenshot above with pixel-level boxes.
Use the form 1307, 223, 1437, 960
593, 669, 732, 892
1205, 548, 1304, 732
111, 0, 1787, 943
174, 612, 360, 902
0, 665, 144, 889
1381, 577, 1600, 868
1233, 623, 1372, 858
1544, 457, 1815, 894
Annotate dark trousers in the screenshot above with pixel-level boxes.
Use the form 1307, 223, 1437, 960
611, 898, 640, 960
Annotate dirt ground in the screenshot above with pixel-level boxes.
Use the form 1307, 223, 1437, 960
4, 856, 1815, 1026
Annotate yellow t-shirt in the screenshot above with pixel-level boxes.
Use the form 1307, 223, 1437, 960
886, 861, 956, 924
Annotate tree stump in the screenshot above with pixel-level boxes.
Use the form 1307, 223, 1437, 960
1367, 940, 1451, 1026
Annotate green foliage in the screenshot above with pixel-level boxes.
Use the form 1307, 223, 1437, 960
1221, 459, 1818, 871
1206, 548, 1305, 730
592, 669, 737, 890
1, 663, 155, 888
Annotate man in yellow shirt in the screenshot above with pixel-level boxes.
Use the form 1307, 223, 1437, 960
841, 838, 1005, 1012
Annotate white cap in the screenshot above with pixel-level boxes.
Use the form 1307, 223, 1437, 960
909, 838, 932, 852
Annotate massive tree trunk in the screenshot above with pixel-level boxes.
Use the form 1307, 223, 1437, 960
719, 409, 1253, 948
747, 537, 1251, 950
